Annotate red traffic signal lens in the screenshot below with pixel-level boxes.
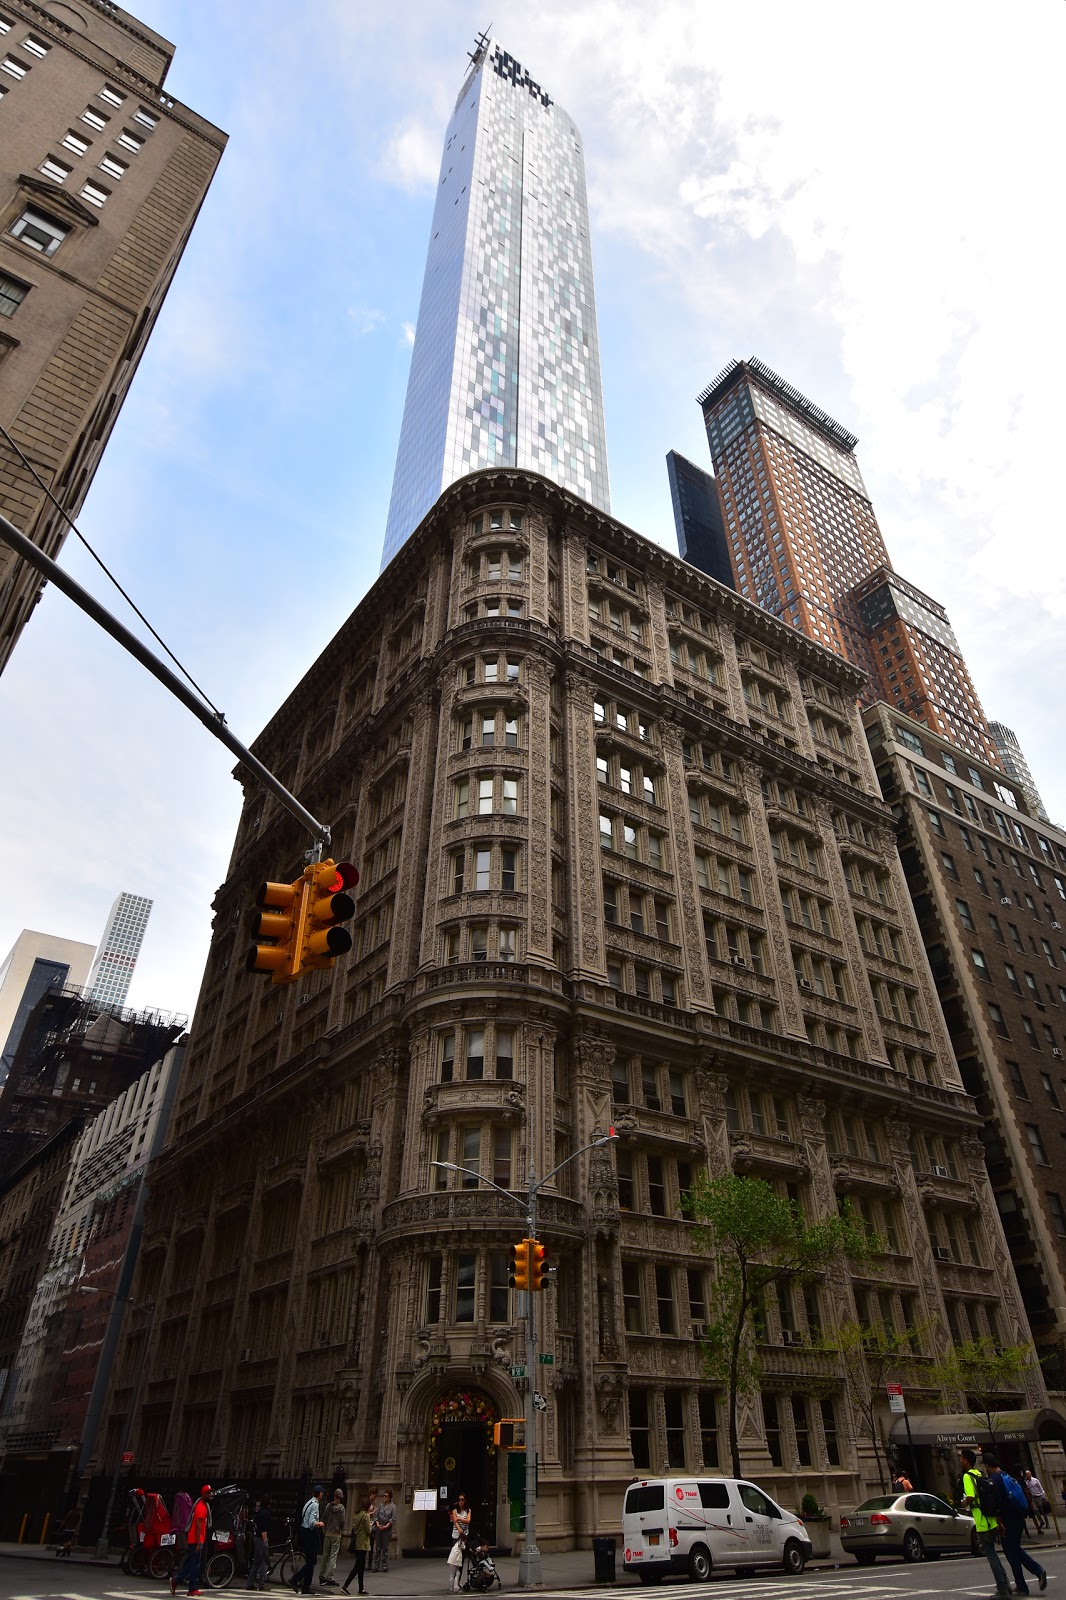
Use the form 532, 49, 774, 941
318, 860, 359, 894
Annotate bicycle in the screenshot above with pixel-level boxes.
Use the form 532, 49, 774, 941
262, 1519, 301, 1589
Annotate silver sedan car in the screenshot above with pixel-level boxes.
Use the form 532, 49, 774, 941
840, 1492, 979, 1564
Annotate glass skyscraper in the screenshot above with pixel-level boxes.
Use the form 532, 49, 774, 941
85, 891, 152, 1009
382, 37, 610, 567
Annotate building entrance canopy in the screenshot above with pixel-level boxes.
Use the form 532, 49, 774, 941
891, 1408, 1066, 1447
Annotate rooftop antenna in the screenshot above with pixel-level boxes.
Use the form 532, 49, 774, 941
468, 24, 493, 68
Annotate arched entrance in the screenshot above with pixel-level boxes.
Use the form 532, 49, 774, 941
425, 1387, 499, 1547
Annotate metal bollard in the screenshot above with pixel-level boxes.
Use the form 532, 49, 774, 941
40, 1511, 51, 1545
18, 1512, 28, 1543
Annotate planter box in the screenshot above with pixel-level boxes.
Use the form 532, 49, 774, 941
801, 1518, 831, 1558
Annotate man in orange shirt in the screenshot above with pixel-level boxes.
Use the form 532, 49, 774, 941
171, 1485, 211, 1597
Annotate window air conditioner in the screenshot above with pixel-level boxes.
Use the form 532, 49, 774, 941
730, 955, 749, 968
781, 1330, 802, 1347
1053, 922, 1062, 931
799, 978, 813, 991
1000, 897, 1012, 905
932, 1245, 952, 1262
1053, 1049, 1063, 1060
932, 1164, 951, 1178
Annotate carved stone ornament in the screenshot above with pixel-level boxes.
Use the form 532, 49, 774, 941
595, 1368, 628, 1434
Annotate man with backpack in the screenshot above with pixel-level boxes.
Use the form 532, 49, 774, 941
960, 1448, 1011, 1598
983, 1454, 1048, 1596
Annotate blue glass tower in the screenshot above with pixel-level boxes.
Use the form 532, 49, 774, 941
382, 38, 610, 567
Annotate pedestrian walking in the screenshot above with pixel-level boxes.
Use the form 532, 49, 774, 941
892, 1470, 913, 1493
371, 1490, 396, 1573
341, 1497, 372, 1595
984, 1454, 1048, 1596
960, 1448, 1012, 1599
171, 1485, 212, 1597
249, 1497, 271, 1592
321, 1489, 346, 1586
447, 1495, 471, 1594
1025, 1471, 1051, 1533
57, 1504, 81, 1556
292, 1485, 325, 1595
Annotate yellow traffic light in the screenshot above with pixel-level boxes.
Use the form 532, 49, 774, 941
246, 878, 305, 984
529, 1239, 548, 1291
297, 859, 359, 972
509, 1239, 531, 1292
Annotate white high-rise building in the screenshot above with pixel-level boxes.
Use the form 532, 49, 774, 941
84, 892, 152, 1009
382, 36, 610, 566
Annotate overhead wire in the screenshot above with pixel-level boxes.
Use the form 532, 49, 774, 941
0, 419, 225, 720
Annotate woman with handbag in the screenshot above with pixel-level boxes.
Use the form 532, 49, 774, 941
447, 1495, 471, 1594
341, 1498, 372, 1596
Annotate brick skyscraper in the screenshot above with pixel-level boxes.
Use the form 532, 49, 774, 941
697, 358, 999, 767
0, 1, 225, 670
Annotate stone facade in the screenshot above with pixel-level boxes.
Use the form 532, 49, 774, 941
104, 471, 1043, 1543
0, 0, 225, 669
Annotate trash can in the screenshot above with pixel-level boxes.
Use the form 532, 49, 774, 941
592, 1535, 616, 1583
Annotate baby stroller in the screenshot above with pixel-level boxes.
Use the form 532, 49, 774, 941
462, 1533, 502, 1593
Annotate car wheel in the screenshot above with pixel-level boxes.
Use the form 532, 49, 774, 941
688, 1544, 712, 1582
902, 1529, 924, 1563
782, 1539, 807, 1575
854, 1552, 876, 1566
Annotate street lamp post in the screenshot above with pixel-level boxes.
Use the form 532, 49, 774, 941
77, 1288, 155, 1562
432, 1125, 617, 1588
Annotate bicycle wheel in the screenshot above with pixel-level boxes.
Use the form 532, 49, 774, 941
129, 1546, 149, 1577
277, 1552, 297, 1586
205, 1550, 235, 1589
149, 1549, 175, 1580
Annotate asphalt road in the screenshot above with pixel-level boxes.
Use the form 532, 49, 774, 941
0, 1548, 1057, 1600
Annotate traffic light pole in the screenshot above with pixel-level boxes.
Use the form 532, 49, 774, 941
432, 1126, 616, 1588
0, 511, 331, 855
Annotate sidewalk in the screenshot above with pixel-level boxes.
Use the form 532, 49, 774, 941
0, 1531, 1061, 1592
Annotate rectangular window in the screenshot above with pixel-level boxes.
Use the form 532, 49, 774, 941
616, 1149, 634, 1210
99, 84, 126, 106
471, 926, 488, 961
0, 270, 29, 317
460, 1126, 481, 1185
698, 1392, 720, 1468
498, 927, 516, 962
655, 1265, 676, 1335
664, 1388, 685, 1468
8, 206, 67, 255
474, 847, 491, 890
502, 778, 518, 815
440, 1033, 455, 1083
98, 153, 127, 180
79, 180, 110, 207
622, 1261, 644, 1333
488, 1251, 510, 1322
647, 1155, 666, 1215
478, 778, 494, 815
61, 128, 91, 155
82, 106, 108, 130
501, 849, 516, 893
493, 1126, 512, 1189
425, 1255, 443, 1322
1026, 1124, 1050, 1165
762, 1394, 783, 1466
116, 128, 144, 153
465, 1028, 485, 1080
454, 1252, 476, 1321
1, 54, 28, 78
629, 1388, 651, 1470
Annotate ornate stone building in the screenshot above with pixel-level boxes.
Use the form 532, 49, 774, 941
103, 470, 1044, 1544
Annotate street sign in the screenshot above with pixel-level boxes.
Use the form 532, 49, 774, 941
537, 1352, 554, 1365
533, 1392, 548, 1412
886, 1383, 906, 1414
510, 1364, 527, 1378
121, 1451, 135, 1465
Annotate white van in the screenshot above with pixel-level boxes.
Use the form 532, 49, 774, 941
622, 1477, 812, 1582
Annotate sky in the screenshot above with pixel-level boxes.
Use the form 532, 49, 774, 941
1, 0, 1063, 1022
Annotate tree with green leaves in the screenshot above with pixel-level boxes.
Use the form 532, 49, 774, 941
688, 1171, 870, 1477
927, 1335, 1038, 1448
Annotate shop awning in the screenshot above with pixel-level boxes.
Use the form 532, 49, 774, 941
890, 1408, 1066, 1447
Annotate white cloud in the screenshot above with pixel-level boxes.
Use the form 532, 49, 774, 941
348, 307, 385, 336
402, 321, 416, 346
380, 118, 441, 191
